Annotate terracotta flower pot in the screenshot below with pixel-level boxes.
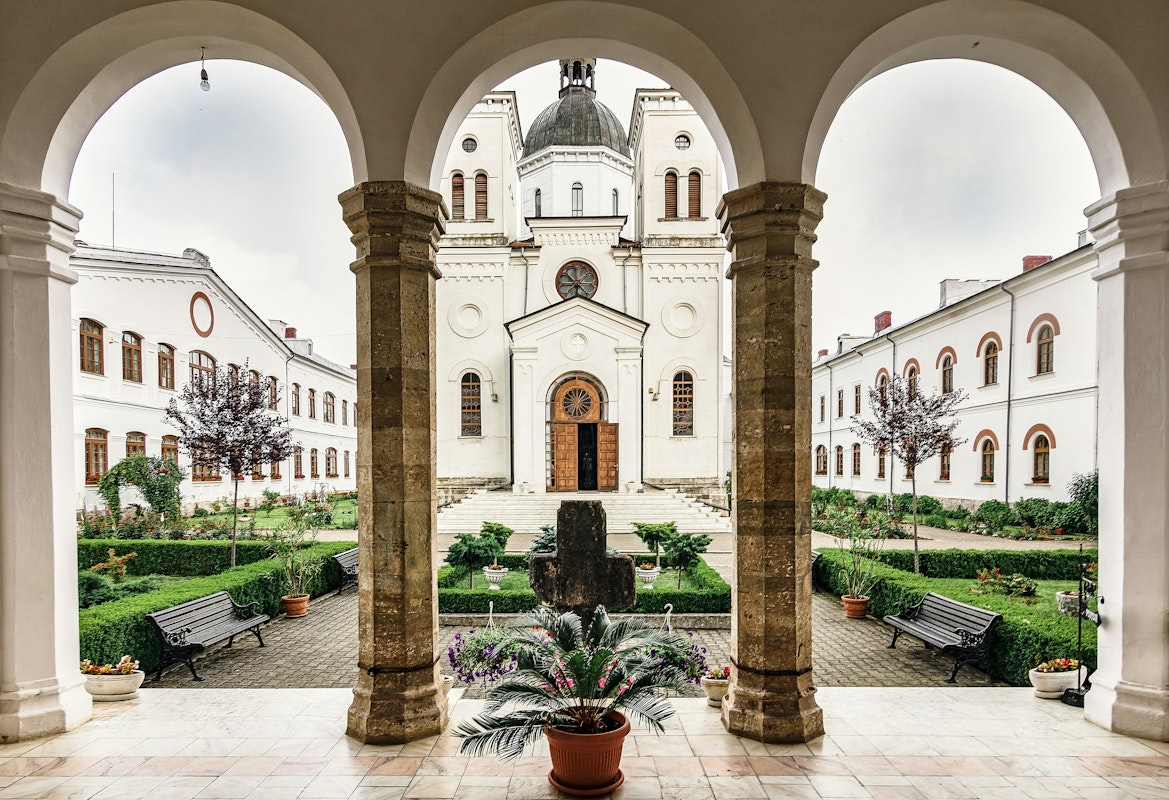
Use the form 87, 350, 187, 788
282, 593, 310, 617
545, 711, 630, 797
83, 669, 145, 701
842, 595, 869, 619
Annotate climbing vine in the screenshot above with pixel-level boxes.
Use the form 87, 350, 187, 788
96, 455, 185, 518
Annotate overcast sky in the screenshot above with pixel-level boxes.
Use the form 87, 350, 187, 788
70, 58, 1098, 366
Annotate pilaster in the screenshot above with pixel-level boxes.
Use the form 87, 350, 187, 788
1085, 180, 1169, 742
341, 181, 448, 743
0, 182, 92, 741
718, 182, 825, 742
615, 346, 642, 491
510, 347, 538, 493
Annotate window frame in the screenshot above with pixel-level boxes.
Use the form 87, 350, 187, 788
1032, 434, 1050, 483
941, 355, 954, 394
158, 343, 175, 390
984, 342, 999, 386
189, 350, 216, 390
308, 388, 317, 419
571, 182, 583, 217
161, 434, 179, 464
853, 385, 861, 415
121, 332, 143, 383
341, 399, 348, 426
325, 447, 338, 478
877, 447, 886, 479
125, 430, 146, 458
836, 389, 844, 418
1036, 324, 1054, 375
834, 445, 844, 477
343, 450, 350, 478
474, 172, 488, 220
324, 392, 336, 424
291, 383, 301, 416
293, 447, 303, 479
939, 445, 952, 481
84, 428, 108, 484
687, 170, 701, 218
981, 439, 996, 482
814, 445, 828, 476
851, 443, 861, 477
451, 172, 465, 219
672, 371, 695, 436
460, 372, 482, 437
534, 188, 542, 218
664, 171, 678, 218
310, 448, 319, 479
80, 319, 104, 375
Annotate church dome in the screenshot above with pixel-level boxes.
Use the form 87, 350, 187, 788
522, 64, 630, 158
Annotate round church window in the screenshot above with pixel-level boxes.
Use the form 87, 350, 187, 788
461, 137, 478, 152
674, 134, 691, 150
556, 262, 598, 299
561, 387, 592, 418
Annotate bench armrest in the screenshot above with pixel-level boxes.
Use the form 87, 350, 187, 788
891, 596, 925, 621
162, 626, 193, 648
954, 626, 988, 648
231, 598, 263, 620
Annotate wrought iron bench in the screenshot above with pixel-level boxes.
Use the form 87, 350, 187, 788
811, 550, 822, 590
332, 546, 359, 595
882, 591, 1001, 683
145, 591, 269, 681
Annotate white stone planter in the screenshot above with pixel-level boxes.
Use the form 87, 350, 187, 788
1056, 590, 1081, 617
482, 566, 508, 591
700, 676, 729, 707
636, 567, 661, 587
83, 670, 145, 702
1028, 666, 1087, 699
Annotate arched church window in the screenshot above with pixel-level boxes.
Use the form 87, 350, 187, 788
612, 188, 619, 216
534, 188, 542, 218
461, 373, 482, 437
556, 262, 599, 300
664, 171, 678, 218
1033, 434, 1050, 483
688, 171, 701, 218
672, 371, 694, 436
451, 172, 464, 220
475, 173, 487, 219
571, 182, 583, 217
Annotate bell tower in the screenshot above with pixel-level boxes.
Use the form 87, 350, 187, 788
559, 58, 597, 97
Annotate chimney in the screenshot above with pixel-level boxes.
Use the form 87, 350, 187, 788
350, 364, 357, 370
1022, 255, 1052, 272
874, 310, 892, 334
817, 348, 828, 359
284, 326, 297, 339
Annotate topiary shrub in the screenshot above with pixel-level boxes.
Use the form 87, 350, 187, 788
78, 571, 117, 608
975, 500, 1018, 532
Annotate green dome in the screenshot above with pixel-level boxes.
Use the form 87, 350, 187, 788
522, 91, 630, 158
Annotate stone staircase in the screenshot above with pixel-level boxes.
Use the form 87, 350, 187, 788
437, 486, 732, 557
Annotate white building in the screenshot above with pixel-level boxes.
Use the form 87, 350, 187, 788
812, 246, 1098, 508
70, 243, 358, 509
434, 60, 730, 502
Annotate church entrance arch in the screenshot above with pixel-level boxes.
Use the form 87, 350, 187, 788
547, 374, 617, 492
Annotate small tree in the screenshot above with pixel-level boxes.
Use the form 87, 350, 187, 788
852, 375, 966, 573
1067, 470, 1099, 536
661, 529, 712, 588
96, 454, 185, 520
165, 362, 295, 567
445, 532, 503, 590
632, 521, 676, 568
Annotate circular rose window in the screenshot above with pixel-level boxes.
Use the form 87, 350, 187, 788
561, 387, 593, 418
556, 262, 598, 299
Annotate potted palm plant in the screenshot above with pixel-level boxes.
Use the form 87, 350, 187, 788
827, 506, 886, 618
454, 605, 694, 797
266, 522, 321, 617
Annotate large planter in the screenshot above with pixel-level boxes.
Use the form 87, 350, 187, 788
699, 676, 729, 707
545, 711, 630, 797
842, 595, 869, 619
1028, 666, 1087, 699
282, 593, 310, 617
482, 566, 508, 591
635, 567, 660, 587
1056, 590, 1081, 617
83, 670, 145, 702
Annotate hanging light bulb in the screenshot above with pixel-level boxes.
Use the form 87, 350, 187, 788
199, 46, 210, 92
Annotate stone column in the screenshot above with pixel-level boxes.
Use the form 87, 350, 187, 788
342, 181, 448, 743
1084, 180, 1169, 742
719, 182, 825, 742
0, 183, 93, 741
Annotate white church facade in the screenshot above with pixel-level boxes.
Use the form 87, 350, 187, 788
434, 60, 731, 503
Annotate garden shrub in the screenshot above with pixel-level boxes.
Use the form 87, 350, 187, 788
78, 540, 275, 576
975, 499, 1018, 531
892, 493, 916, 514
78, 571, 117, 608
913, 495, 942, 516
872, 548, 1092, 580
923, 513, 949, 529
1013, 497, 1053, 527
1068, 470, 1099, 535
863, 493, 884, 510
948, 506, 971, 520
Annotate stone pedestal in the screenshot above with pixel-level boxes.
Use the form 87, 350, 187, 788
718, 182, 825, 743
341, 181, 448, 743
1084, 181, 1169, 742
0, 183, 93, 741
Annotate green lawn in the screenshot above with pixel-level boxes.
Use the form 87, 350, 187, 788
189, 497, 357, 530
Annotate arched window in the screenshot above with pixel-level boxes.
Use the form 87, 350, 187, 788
121, 332, 142, 382
461, 373, 481, 437
341, 399, 348, 426
451, 172, 465, 219
612, 188, 619, 216
984, 341, 999, 386
291, 383, 301, 416
878, 374, 889, 406
688, 170, 701, 218
814, 445, 828, 476
293, 447, 303, 479
343, 450, 350, 478
834, 445, 844, 476
981, 439, 996, 482
906, 366, 918, 400
672, 371, 694, 436
80, 319, 104, 375
228, 363, 240, 384
534, 188, 542, 217
308, 389, 317, 419
852, 443, 862, 476
323, 392, 336, 423
571, 182, 583, 217
267, 377, 278, 410
1033, 434, 1051, 483
475, 173, 488, 219
161, 434, 179, 464
189, 350, 216, 389
1036, 324, 1054, 374
939, 443, 952, 481
191, 444, 220, 482
310, 448, 319, 479
941, 355, 954, 394
125, 431, 146, 457
158, 343, 175, 389
85, 429, 108, 484
325, 448, 338, 478
664, 171, 678, 218
877, 447, 887, 479
270, 456, 282, 479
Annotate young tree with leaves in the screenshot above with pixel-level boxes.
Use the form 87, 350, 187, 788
851, 375, 966, 573
165, 362, 295, 567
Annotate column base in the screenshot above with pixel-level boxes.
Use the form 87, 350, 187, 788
1086, 677, 1169, 742
346, 670, 448, 744
721, 672, 824, 743
0, 674, 92, 743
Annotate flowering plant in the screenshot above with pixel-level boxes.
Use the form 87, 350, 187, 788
447, 626, 519, 690
638, 562, 657, 571
705, 665, 731, 680
80, 655, 139, 675
455, 605, 694, 759
1034, 657, 1080, 673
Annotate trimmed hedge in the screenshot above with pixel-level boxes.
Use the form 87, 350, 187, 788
78, 541, 354, 674
814, 549, 1096, 686
872, 548, 1095, 580
78, 540, 275, 576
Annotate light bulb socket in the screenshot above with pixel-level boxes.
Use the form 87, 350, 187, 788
199, 67, 210, 91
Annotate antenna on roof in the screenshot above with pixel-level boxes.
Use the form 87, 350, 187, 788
111, 172, 116, 248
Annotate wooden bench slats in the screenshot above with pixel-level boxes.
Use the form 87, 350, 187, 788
146, 591, 269, 682
882, 591, 1001, 683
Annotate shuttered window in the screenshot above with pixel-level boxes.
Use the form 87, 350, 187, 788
664, 172, 678, 218
475, 173, 487, 219
451, 173, 464, 219
688, 170, 701, 218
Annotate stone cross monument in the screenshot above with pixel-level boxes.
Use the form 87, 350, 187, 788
529, 500, 636, 629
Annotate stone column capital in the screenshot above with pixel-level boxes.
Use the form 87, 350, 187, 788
340, 181, 447, 279
1087, 180, 1169, 281
0, 182, 80, 284
718, 181, 827, 275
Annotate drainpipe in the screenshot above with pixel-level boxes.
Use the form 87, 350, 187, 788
620, 246, 634, 314
887, 334, 897, 498
519, 247, 531, 315
639, 326, 647, 488
1001, 284, 1017, 503
506, 325, 515, 488
284, 352, 294, 498
826, 361, 834, 488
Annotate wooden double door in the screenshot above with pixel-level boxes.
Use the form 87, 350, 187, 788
549, 377, 618, 492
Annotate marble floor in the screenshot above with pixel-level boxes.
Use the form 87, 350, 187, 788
1, 687, 1167, 799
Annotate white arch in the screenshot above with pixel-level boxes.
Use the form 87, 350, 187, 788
407, 3, 763, 191
0, 1, 366, 197
446, 359, 494, 384
803, 0, 1166, 194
